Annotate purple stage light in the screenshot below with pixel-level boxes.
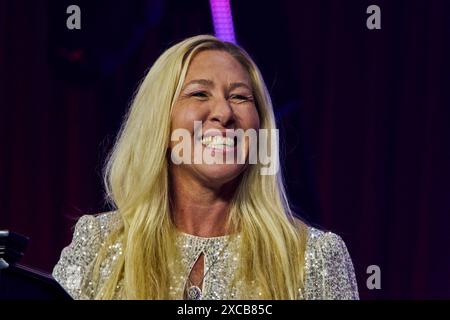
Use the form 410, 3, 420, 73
209, 0, 236, 44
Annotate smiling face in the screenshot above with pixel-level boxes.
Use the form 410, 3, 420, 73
169, 49, 261, 188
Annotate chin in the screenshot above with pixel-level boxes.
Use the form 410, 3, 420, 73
195, 163, 246, 185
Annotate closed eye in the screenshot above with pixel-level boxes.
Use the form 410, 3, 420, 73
229, 94, 254, 102
191, 91, 209, 98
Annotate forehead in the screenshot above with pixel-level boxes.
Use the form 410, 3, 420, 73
184, 50, 251, 84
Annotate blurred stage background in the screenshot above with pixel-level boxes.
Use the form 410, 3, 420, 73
1, 0, 449, 299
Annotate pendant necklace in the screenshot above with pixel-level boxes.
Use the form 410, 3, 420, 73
185, 239, 230, 300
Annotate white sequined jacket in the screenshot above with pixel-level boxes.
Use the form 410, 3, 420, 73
53, 211, 359, 300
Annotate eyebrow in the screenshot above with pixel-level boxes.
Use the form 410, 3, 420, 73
182, 79, 214, 90
229, 82, 252, 91
182, 79, 252, 91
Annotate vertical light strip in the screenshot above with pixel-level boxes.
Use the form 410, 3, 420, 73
209, 0, 236, 43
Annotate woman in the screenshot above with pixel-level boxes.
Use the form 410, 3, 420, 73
53, 35, 359, 300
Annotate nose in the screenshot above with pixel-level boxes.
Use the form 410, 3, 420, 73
208, 97, 235, 128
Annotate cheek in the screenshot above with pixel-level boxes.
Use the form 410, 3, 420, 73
171, 103, 207, 132
239, 105, 261, 130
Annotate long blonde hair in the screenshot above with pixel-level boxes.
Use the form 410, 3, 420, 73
93, 35, 308, 299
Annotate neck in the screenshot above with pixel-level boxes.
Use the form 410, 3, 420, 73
170, 169, 238, 238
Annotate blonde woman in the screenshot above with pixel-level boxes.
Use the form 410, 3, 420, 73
53, 35, 359, 300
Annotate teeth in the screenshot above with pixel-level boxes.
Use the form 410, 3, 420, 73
201, 136, 235, 147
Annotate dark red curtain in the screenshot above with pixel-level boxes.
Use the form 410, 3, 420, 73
1, 0, 449, 299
